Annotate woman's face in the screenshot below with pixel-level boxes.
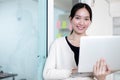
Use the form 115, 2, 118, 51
70, 8, 91, 34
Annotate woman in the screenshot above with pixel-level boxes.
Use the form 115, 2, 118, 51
43, 3, 111, 80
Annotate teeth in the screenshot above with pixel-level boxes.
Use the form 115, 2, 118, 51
78, 26, 84, 30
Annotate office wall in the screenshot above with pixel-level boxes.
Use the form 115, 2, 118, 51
110, 1, 120, 17
87, 0, 113, 36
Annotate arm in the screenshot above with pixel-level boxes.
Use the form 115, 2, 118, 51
93, 58, 111, 80
43, 40, 72, 80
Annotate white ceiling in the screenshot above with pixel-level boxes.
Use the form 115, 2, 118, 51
54, 0, 120, 12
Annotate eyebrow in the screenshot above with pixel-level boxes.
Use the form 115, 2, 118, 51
75, 15, 90, 18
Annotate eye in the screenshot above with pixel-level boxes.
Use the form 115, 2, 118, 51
75, 16, 81, 20
85, 18, 90, 21
75, 17, 80, 19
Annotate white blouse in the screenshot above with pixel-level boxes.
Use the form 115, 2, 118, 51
43, 37, 93, 80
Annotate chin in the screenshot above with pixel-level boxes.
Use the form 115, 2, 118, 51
77, 30, 86, 34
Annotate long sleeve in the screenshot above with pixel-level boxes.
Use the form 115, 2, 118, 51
43, 39, 72, 80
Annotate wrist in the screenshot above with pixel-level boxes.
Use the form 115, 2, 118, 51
94, 76, 106, 80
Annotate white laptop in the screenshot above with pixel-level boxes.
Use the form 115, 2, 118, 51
78, 36, 120, 74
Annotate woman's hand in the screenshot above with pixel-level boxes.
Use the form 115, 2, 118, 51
93, 58, 111, 80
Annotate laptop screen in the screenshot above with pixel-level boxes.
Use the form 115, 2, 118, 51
78, 36, 120, 73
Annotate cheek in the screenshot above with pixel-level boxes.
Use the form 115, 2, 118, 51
85, 22, 91, 27
72, 20, 79, 26
71, 21, 76, 26
71, 19, 78, 24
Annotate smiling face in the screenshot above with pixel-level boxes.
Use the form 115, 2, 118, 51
70, 8, 91, 35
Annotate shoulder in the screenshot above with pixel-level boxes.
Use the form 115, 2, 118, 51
48, 37, 66, 52
53, 37, 66, 44
50, 37, 66, 47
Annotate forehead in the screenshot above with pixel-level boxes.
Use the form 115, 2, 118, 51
75, 8, 90, 17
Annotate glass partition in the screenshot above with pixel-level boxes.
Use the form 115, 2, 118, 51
0, 0, 39, 80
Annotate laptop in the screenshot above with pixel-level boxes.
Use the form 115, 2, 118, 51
71, 36, 120, 77
78, 36, 120, 73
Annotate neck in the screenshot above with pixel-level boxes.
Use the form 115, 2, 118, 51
69, 32, 87, 41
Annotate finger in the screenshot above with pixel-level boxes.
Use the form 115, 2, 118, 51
101, 60, 106, 74
99, 59, 103, 74
98, 58, 105, 74
106, 64, 111, 74
93, 64, 96, 75
96, 60, 100, 75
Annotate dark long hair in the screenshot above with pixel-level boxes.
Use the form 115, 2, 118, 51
70, 3, 92, 34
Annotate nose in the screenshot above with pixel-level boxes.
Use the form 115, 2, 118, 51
78, 19, 84, 25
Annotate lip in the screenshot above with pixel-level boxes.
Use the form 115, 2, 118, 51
77, 26, 85, 30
